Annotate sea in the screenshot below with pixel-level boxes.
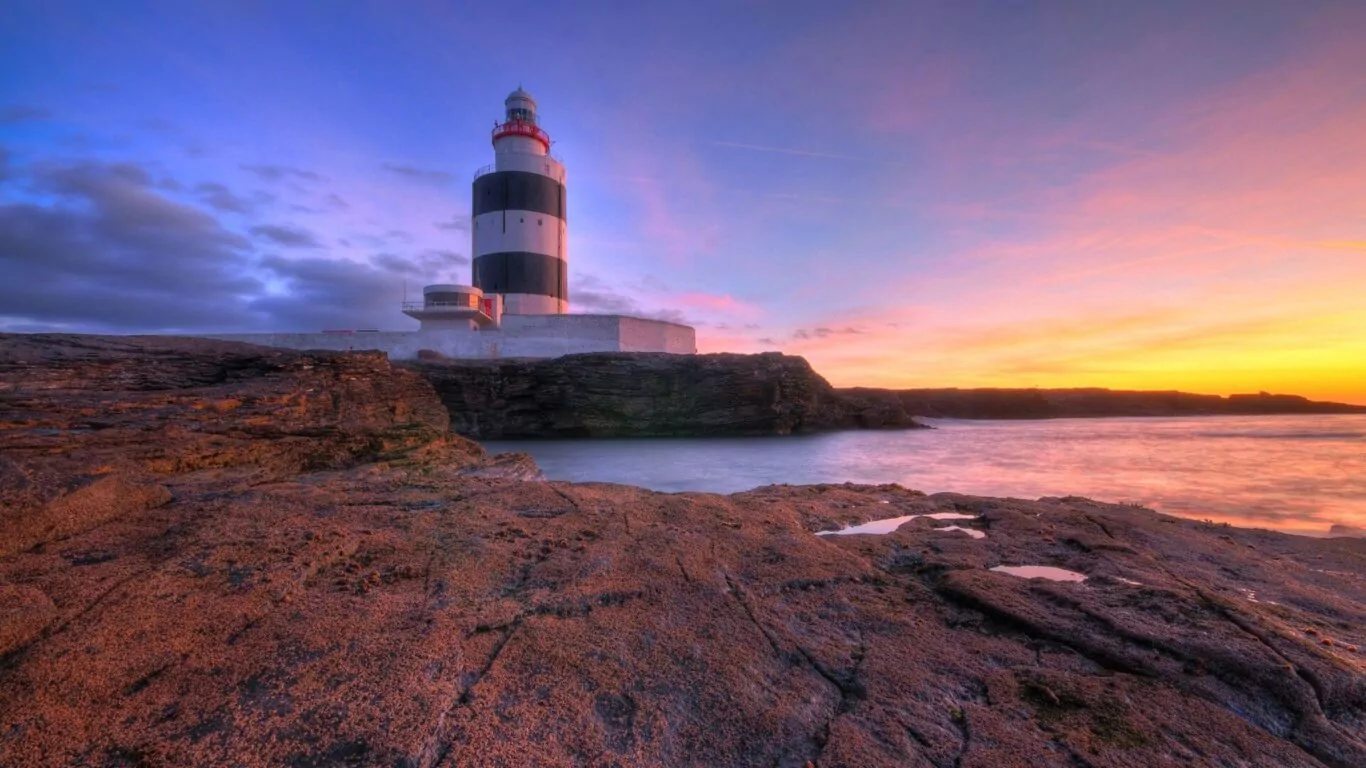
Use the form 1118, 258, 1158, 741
483, 414, 1366, 536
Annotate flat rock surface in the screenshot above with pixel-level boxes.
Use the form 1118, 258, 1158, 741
3, 335, 1365, 767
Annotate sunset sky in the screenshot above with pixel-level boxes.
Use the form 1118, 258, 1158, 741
3, 1, 1364, 402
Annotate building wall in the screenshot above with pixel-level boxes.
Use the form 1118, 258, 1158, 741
472, 159, 568, 314
618, 316, 697, 354
472, 210, 564, 255
501, 294, 567, 315
491, 152, 565, 180
205, 315, 695, 359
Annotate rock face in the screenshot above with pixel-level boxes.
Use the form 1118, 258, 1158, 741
0, 334, 536, 559
405, 352, 1362, 438
405, 352, 925, 438
3, 334, 1366, 767
879, 387, 1366, 419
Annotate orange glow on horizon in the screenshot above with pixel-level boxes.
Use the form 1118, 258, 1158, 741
693, 25, 1366, 406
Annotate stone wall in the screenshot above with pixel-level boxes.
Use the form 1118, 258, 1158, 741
204, 314, 696, 360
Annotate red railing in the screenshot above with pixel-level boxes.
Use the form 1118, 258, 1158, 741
492, 120, 550, 150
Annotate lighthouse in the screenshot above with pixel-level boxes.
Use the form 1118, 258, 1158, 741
470, 87, 568, 315
215, 87, 695, 357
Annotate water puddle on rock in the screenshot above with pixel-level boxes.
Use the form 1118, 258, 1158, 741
990, 565, 1087, 582
935, 525, 987, 539
817, 512, 977, 536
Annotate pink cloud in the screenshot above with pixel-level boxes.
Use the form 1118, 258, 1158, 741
750, 20, 1366, 403
668, 292, 758, 315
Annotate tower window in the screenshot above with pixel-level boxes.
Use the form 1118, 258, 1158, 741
538, 219, 543, 226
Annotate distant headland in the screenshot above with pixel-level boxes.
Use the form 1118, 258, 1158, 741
408, 350, 1364, 438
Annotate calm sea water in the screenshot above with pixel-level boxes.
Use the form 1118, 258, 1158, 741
483, 415, 1366, 535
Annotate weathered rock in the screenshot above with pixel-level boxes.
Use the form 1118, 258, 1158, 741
404, 352, 926, 438
2, 334, 1365, 767
0, 334, 507, 557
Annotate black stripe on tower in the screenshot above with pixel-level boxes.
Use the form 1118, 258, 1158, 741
472, 252, 567, 300
472, 171, 567, 221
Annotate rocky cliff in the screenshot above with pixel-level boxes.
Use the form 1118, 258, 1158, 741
405, 352, 924, 438
3, 334, 1366, 767
0, 334, 538, 559
406, 353, 1361, 439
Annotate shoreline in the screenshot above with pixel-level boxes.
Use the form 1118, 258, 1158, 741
3, 334, 1364, 765
403, 352, 1363, 439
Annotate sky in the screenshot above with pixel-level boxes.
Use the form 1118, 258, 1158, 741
2, 0, 1364, 402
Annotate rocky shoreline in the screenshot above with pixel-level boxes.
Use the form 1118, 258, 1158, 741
405, 352, 925, 438
404, 353, 1363, 439
3, 334, 1365, 767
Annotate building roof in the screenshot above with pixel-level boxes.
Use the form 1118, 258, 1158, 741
505, 86, 536, 106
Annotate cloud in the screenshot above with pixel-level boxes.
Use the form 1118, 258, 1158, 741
0, 158, 475, 334
371, 249, 469, 278
383, 163, 455, 183
0, 106, 52, 124
419, 249, 469, 267
667, 292, 763, 320
194, 182, 253, 213
570, 274, 638, 313
240, 164, 323, 183
708, 140, 855, 160
249, 255, 408, 330
249, 223, 322, 248
791, 327, 863, 340
573, 289, 638, 314
569, 273, 687, 323
434, 214, 470, 231
0, 159, 262, 332
324, 193, 349, 210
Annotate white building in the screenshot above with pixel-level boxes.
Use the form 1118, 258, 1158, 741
211, 88, 696, 359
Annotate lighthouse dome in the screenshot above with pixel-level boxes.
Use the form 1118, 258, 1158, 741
505, 87, 537, 107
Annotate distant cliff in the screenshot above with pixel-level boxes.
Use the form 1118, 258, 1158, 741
404, 352, 925, 438
405, 353, 1361, 437
874, 387, 1366, 419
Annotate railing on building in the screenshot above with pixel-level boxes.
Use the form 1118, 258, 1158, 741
492, 120, 550, 149
402, 301, 482, 312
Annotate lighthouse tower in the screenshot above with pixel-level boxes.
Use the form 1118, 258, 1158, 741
470, 87, 568, 315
